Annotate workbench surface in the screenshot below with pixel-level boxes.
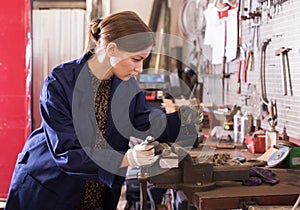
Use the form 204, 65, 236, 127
192, 166, 300, 209
185, 142, 300, 209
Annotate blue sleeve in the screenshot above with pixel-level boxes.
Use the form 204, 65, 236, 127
130, 91, 180, 141
126, 78, 198, 146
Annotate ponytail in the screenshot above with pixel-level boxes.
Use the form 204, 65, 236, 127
84, 18, 103, 53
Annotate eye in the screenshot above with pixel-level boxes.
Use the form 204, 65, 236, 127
132, 57, 142, 62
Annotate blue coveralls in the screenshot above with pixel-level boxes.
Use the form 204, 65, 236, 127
5, 51, 195, 210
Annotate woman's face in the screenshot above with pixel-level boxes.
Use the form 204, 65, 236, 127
109, 46, 152, 81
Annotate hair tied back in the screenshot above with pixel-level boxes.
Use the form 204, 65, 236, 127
91, 18, 103, 42
96, 18, 103, 28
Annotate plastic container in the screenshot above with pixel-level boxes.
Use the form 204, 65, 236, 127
245, 134, 266, 153
289, 147, 300, 168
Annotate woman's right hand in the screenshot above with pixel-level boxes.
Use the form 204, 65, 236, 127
126, 142, 159, 168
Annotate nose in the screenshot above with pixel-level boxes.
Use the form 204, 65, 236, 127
134, 61, 143, 73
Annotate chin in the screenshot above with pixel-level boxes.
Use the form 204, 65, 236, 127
120, 76, 131, 81
127, 75, 136, 80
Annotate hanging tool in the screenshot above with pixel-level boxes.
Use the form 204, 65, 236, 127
247, 0, 253, 18
237, 44, 247, 94
259, 38, 271, 119
218, 2, 233, 102
238, 0, 245, 42
267, 0, 273, 20
236, 0, 245, 94
219, 7, 228, 105
245, 10, 261, 72
268, 99, 278, 131
275, 47, 293, 96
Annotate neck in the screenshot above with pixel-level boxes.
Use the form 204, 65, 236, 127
88, 55, 113, 80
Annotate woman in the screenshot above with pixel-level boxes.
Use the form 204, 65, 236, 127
5, 11, 197, 210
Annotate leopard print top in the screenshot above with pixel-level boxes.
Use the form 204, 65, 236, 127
78, 68, 112, 210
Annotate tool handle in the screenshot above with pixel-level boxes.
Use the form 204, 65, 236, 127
280, 54, 287, 95
237, 60, 242, 83
248, 52, 253, 71
244, 53, 249, 72
222, 56, 226, 77
243, 60, 247, 83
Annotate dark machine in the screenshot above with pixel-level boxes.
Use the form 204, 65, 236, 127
137, 73, 171, 104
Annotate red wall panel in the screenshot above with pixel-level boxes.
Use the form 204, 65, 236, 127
0, 0, 31, 197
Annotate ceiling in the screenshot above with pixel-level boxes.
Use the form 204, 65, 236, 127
32, 0, 86, 9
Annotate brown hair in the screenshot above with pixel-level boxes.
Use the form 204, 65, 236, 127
86, 11, 155, 53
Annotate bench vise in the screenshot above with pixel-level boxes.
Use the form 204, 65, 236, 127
145, 144, 250, 207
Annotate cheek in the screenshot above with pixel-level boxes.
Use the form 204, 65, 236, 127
112, 58, 134, 71
110, 57, 121, 67
111, 59, 133, 80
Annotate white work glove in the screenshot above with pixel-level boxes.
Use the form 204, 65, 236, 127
127, 141, 159, 168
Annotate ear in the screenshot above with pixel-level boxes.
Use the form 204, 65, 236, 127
106, 42, 118, 57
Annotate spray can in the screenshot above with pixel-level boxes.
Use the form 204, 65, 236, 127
241, 112, 253, 144
233, 110, 242, 145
